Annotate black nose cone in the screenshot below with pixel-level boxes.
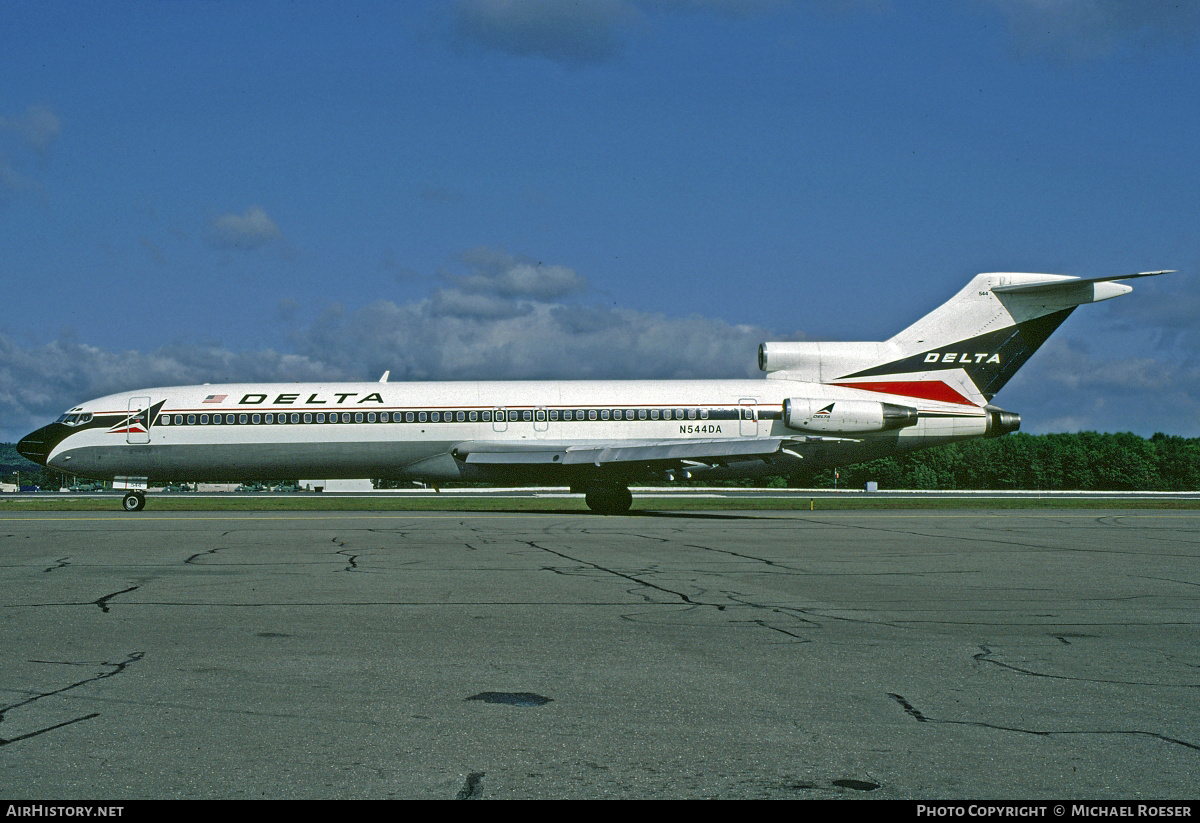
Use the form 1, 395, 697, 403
17, 426, 52, 466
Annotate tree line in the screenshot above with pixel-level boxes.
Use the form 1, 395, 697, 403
3, 431, 1198, 491
789, 432, 1200, 491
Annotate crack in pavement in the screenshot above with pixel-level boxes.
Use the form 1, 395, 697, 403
524, 540, 704, 606
43, 556, 70, 573
887, 692, 1200, 751
0, 713, 100, 747
0, 652, 145, 747
184, 547, 225, 565
734, 618, 811, 641
683, 542, 807, 572
94, 586, 139, 613
1136, 574, 1200, 589
974, 645, 1200, 689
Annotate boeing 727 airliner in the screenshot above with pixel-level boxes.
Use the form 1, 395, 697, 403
17, 270, 1170, 512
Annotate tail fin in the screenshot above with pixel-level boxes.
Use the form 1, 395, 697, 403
759, 271, 1171, 405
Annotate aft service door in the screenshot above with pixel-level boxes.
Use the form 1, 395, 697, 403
738, 398, 759, 437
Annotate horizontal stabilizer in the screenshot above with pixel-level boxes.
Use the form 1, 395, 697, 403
990, 270, 1173, 294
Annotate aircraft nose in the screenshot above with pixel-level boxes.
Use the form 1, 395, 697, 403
16, 426, 52, 466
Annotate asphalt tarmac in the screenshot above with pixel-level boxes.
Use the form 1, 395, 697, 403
1, 509, 1197, 799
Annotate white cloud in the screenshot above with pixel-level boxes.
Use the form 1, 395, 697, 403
210, 205, 284, 250
0, 103, 61, 198
450, 0, 790, 65
987, 0, 1200, 58
453, 0, 640, 65
0, 104, 61, 155
448, 246, 588, 299
1002, 337, 1200, 436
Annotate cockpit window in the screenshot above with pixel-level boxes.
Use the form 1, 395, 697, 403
56, 412, 93, 426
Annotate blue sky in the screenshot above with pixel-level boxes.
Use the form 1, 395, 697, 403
2, 0, 1198, 442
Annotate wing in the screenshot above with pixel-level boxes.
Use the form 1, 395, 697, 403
452, 436, 844, 470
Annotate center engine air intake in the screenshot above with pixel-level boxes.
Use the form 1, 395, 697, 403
783, 398, 919, 434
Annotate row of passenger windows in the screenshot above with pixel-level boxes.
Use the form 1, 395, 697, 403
156, 407, 727, 427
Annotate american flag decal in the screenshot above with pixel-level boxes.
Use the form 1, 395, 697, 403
203, 394, 227, 404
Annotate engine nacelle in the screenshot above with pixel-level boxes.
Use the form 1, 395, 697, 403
984, 405, 1021, 437
783, 398, 919, 434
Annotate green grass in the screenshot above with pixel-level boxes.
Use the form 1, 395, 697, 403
1, 495, 1197, 512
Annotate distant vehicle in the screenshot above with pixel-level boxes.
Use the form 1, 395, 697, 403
19, 485, 40, 493
15, 270, 1173, 513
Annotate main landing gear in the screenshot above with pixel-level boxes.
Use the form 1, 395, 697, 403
122, 492, 146, 512
583, 484, 633, 516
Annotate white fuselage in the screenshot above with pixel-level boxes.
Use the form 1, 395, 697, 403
31, 377, 988, 485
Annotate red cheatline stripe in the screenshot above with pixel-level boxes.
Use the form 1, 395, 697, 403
831, 381, 978, 406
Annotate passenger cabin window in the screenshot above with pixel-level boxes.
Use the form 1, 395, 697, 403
588, 410, 597, 421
